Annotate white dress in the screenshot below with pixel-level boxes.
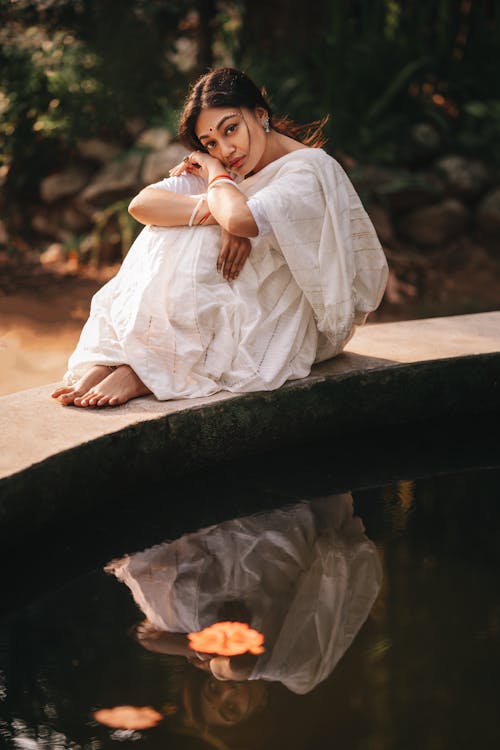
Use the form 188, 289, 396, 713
64, 148, 388, 400
106, 494, 383, 694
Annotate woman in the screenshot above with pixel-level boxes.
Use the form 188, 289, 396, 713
51, 67, 388, 408
106, 493, 382, 696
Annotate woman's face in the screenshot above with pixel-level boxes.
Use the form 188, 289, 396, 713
200, 676, 268, 727
195, 106, 268, 176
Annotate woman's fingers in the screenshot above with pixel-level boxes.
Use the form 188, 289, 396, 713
229, 246, 251, 280
168, 160, 188, 176
217, 240, 230, 274
220, 241, 239, 280
169, 156, 201, 176
217, 234, 251, 280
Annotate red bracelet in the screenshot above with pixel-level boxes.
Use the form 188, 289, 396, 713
198, 210, 211, 225
208, 173, 234, 187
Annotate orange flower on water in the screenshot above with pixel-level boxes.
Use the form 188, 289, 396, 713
188, 621, 265, 656
93, 705, 163, 730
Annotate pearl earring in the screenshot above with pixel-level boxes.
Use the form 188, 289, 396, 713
263, 115, 270, 133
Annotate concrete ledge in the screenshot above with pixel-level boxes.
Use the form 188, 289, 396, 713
1, 311, 499, 545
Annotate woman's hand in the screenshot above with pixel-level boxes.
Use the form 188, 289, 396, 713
218, 229, 252, 280
169, 150, 224, 181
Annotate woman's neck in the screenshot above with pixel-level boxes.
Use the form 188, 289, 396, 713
249, 131, 308, 176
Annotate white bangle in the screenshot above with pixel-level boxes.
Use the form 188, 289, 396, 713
208, 178, 240, 191
189, 194, 206, 227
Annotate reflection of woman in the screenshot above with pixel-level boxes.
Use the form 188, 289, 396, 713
106, 494, 382, 697
52, 66, 388, 407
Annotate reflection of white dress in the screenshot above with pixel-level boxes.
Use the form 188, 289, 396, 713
107, 495, 382, 695
64, 148, 388, 400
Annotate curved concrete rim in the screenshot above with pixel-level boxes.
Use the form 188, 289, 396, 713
0, 311, 499, 545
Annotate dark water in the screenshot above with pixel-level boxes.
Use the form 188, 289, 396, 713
1, 439, 500, 750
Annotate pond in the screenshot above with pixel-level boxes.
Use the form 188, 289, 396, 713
1, 428, 499, 750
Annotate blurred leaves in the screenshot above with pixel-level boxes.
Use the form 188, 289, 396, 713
0, 0, 498, 258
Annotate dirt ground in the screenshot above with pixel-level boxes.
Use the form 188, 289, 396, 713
1, 243, 499, 397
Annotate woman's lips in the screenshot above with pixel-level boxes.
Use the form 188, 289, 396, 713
229, 157, 244, 169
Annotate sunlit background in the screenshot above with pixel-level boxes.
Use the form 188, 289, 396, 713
1, 0, 499, 394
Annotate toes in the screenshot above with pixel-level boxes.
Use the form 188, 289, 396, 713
51, 386, 71, 398
57, 391, 79, 405
74, 389, 94, 407
52, 387, 76, 401
60, 391, 77, 401
96, 395, 111, 407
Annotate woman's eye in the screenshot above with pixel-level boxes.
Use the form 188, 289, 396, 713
226, 124, 236, 135
206, 141, 216, 150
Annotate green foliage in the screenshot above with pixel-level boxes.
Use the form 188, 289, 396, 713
0, 0, 191, 201
0, 25, 107, 158
458, 99, 500, 164
89, 199, 142, 263
0, 0, 498, 257
237, 0, 499, 168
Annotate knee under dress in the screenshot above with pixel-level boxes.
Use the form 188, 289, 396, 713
64, 147, 388, 400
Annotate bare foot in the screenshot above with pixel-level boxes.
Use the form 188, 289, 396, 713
51, 365, 114, 405
133, 620, 172, 654
74, 364, 151, 407
132, 620, 194, 659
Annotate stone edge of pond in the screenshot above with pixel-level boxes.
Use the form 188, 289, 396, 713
1, 350, 499, 547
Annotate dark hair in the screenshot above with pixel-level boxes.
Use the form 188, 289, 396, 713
178, 67, 328, 152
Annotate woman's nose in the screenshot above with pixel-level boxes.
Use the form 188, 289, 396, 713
220, 141, 235, 159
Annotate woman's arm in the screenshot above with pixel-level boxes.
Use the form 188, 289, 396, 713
128, 188, 217, 227
181, 151, 258, 238
209, 654, 258, 681
207, 183, 258, 237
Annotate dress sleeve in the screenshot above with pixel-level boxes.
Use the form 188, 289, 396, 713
145, 173, 207, 195
248, 153, 388, 352
246, 195, 272, 237
258, 512, 383, 694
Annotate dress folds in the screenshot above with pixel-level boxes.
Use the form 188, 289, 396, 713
106, 494, 383, 694
64, 148, 388, 400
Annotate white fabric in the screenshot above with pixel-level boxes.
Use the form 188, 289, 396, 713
106, 495, 382, 695
246, 195, 272, 237
64, 148, 388, 400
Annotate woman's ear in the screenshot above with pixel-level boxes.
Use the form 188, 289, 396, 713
254, 106, 267, 123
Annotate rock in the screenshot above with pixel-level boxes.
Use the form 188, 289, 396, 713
476, 187, 500, 237
31, 211, 72, 242
60, 205, 92, 233
349, 164, 399, 193
80, 152, 144, 208
411, 122, 441, 151
40, 168, 90, 203
76, 138, 122, 163
376, 171, 444, 213
405, 122, 442, 166
433, 154, 491, 201
40, 243, 65, 265
126, 117, 147, 138
366, 204, 394, 245
0, 164, 9, 189
0, 219, 8, 245
350, 165, 444, 212
141, 143, 190, 186
136, 127, 173, 151
396, 199, 470, 247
